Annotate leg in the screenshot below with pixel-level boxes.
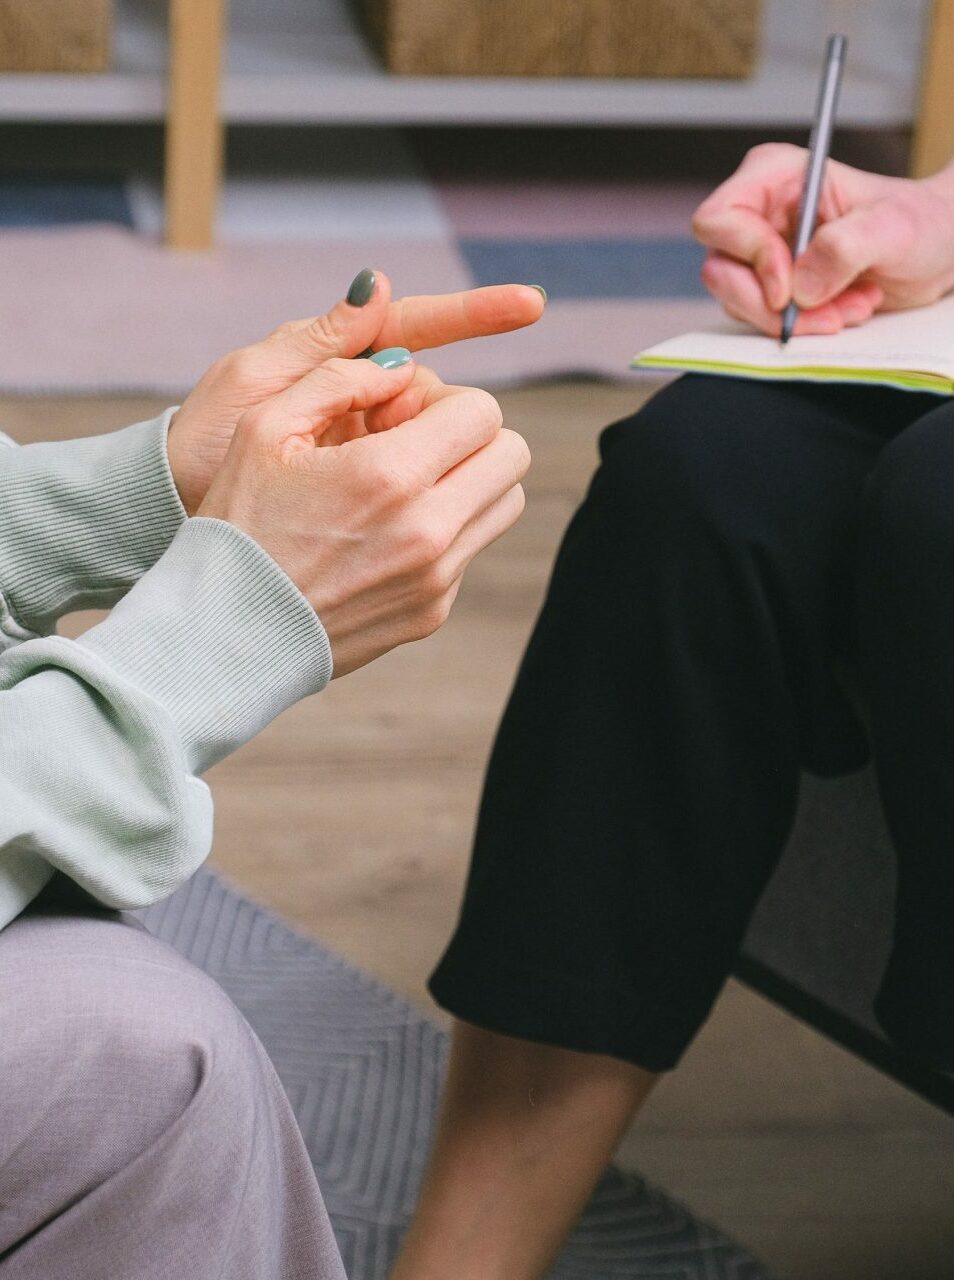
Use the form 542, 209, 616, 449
397, 377, 932, 1280
393, 1024, 654, 1280
857, 400, 954, 1069
0, 881, 345, 1280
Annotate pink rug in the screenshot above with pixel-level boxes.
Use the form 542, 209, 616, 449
0, 226, 719, 395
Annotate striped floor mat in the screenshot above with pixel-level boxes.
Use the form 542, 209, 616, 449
0, 158, 721, 394
139, 869, 771, 1279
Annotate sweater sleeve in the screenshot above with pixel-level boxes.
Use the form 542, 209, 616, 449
0, 411, 186, 639
0, 517, 334, 930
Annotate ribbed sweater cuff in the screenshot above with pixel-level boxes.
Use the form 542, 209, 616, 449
78, 518, 333, 774
0, 410, 185, 634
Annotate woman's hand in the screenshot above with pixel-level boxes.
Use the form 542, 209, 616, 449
197, 355, 530, 677
692, 143, 954, 337
167, 271, 544, 513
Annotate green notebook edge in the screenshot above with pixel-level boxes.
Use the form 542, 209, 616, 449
632, 355, 954, 396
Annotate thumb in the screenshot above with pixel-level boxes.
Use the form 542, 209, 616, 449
792, 204, 897, 309
243, 352, 416, 450
263, 268, 394, 375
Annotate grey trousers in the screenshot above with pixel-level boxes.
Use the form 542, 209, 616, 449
0, 879, 347, 1280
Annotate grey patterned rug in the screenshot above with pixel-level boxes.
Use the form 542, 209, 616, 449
138, 869, 771, 1280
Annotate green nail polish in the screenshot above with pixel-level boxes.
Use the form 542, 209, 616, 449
347, 268, 376, 307
370, 346, 411, 369
530, 284, 547, 304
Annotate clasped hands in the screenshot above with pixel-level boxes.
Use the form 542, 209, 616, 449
166, 272, 542, 676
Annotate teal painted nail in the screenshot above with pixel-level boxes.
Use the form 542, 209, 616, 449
346, 268, 376, 307
370, 346, 412, 369
530, 284, 547, 304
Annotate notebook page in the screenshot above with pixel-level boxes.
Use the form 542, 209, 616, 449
637, 291, 954, 379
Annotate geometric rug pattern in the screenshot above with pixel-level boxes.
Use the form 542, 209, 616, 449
138, 869, 772, 1279
0, 162, 721, 394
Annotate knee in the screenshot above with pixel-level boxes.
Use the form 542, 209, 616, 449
0, 915, 317, 1274
87, 942, 264, 1142
862, 412, 954, 554
593, 375, 785, 549
92, 948, 259, 1119
1, 916, 262, 1167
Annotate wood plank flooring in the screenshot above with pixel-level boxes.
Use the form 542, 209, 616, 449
7, 384, 953, 1280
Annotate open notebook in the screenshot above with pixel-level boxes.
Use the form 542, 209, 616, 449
634, 291, 954, 395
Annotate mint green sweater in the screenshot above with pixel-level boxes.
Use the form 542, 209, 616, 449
0, 413, 333, 930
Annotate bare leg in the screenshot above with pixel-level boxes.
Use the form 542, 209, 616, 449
391, 1020, 657, 1280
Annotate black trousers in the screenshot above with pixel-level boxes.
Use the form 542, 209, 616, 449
429, 375, 954, 1073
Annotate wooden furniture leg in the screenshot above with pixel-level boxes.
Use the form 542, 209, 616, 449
165, 0, 228, 249
912, 0, 954, 178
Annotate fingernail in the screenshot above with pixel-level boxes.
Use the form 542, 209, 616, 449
370, 346, 411, 369
793, 267, 824, 307
346, 268, 376, 307
529, 284, 547, 304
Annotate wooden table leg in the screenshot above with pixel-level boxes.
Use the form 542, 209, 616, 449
912, 0, 954, 178
165, 0, 228, 249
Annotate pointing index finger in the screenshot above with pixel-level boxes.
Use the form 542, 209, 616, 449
374, 284, 546, 353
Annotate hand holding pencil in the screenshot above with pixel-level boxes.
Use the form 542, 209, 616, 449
691, 62, 954, 339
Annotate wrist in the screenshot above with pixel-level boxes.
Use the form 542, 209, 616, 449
0, 411, 185, 633
78, 518, 333, 773
165, 409, 202, 517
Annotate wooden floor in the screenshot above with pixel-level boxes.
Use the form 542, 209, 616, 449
8, 384, 954, 1280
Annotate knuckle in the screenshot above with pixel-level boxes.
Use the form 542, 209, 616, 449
364, 455, 413, 501
813, 222, 854, 269
392, 296, 412, 342
405, 517, 451, 571
235, 404, 270, 443
417, 559, 454, 602
690, 205, 715, 238
464, 387, 504, 435
491, 429, 531, 489
413, 597, 452, 639
224, 346, 259, 380
205, 351, 241, 386
203, 354, 232, 384
747, 140, 799, 165
307, 310, 345, 351
506, 429, 532, 480
744, 141, 777, 163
